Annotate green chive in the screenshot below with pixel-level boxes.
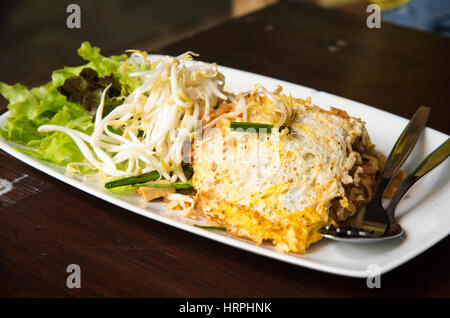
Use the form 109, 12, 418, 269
104, 171, 160, 189
104, 165, 194, 189
133, 180, 193, 189
230, 122, 290, 133
194, 225, 226, 231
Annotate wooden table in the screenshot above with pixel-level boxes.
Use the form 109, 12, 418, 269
1, 1, 449, 297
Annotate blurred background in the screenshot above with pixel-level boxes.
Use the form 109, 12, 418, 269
1, 0, 449, 86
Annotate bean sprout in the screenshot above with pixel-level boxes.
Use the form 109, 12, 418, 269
39, 52, 227, 181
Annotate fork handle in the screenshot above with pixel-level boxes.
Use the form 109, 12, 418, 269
386, 138, 450, 223
372, 106, 430, 202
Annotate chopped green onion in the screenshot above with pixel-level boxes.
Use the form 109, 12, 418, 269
104, 171, 160, 189
104, 165, 194, 189
133, 180, 193, 189
230, 122, 290, 133
194, 225, 226, 231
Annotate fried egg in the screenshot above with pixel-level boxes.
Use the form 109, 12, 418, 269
192, 88, 375, 253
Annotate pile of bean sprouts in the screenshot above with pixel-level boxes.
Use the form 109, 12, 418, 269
39, 52, 228, 182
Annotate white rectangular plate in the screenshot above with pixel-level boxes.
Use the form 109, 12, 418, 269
1, 58, 449, 278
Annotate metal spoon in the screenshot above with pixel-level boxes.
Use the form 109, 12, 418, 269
320, 137, 450, 242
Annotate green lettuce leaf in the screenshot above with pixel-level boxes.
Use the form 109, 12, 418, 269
0, 41, 142, 168
0, 80, 91, 143
20, 132, 87, 165
77, 41, 144, 93
78, 42, 126, 77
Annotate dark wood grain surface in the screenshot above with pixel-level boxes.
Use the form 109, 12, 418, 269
1, 1, 449, 297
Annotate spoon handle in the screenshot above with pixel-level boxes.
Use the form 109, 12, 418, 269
372, 107, 430, 202
386, 138, 450, 223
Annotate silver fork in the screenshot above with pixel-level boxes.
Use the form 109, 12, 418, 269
319, 106, 450, 242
